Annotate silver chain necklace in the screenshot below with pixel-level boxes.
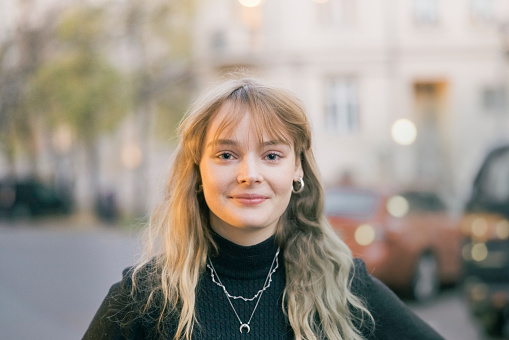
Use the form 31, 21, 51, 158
206, 247, 280, 334
207, 248, 280, 301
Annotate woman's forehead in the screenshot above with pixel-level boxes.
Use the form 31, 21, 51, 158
206, 101, 293, 146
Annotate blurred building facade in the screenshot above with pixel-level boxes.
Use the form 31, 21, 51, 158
2, 0, 509, 216
193, 0, 509, 207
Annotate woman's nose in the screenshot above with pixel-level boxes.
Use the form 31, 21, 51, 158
237, 156, 263, 184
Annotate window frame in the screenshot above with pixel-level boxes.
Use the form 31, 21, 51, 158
323, 76, 360, 135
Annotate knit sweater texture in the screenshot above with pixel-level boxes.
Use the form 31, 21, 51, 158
83, 233, 445, 340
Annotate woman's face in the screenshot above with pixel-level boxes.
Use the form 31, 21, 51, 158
199, 102, 303, 246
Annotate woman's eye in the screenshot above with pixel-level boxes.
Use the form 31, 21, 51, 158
217, 152, 234, 160
265, 153, 281, 161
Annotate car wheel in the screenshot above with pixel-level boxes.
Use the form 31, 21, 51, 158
411, 253, 440, 302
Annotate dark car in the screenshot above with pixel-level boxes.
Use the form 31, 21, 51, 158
0, 178, 73, 218
461, 145, 509, 338
325, 187, 462, 302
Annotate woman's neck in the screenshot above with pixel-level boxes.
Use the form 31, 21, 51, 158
209, 214, 277, 246
208, 230, 280, 279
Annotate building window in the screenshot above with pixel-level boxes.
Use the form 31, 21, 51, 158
317, 0, 355, 27
469, 0, 492, 26
413, 0, 438, 25
324, 78, 359, 134
482, 86, 506, 114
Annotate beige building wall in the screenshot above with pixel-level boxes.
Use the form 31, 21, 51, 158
193, 0, 509, 205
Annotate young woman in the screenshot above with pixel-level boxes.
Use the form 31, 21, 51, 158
84, 78, 444, 340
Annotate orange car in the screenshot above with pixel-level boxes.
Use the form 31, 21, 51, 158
325, 187, 463, 301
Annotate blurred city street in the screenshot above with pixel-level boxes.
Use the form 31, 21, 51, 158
0, 219, 488, 340
2, 0, 509, 339
0, 219, 140, 340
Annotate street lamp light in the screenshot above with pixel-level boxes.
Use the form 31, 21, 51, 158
239, 0, 262, 8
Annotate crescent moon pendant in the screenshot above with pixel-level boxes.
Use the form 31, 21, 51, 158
240, 324, 250, 333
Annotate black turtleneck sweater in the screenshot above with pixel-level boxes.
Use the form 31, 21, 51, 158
83, 233, 445, 340
195, 233, 291, 339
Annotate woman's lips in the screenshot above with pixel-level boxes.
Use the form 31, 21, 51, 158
230, 194, 268, 206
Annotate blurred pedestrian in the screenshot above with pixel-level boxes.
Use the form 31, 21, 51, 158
83, 78, 444, 339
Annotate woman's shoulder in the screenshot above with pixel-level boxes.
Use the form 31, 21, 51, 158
349, 258, 446, 340
119, 258, 166, 308
102, 260, 161, 315
349, 257, 373, 296
119, 259, 158, 288
82, 261, 162, 339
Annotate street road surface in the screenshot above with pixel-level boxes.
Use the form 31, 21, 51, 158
0, 220, 488, 340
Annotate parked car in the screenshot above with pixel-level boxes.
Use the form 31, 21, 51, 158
0, 178, 73, 219
461, 145, 509, 338
325, 187, 462, 302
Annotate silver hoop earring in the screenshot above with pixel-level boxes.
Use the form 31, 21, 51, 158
292, 177, 304, 194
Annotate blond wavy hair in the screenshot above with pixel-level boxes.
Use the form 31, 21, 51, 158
132, 78, 374, 339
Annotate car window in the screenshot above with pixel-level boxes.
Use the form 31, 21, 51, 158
479, 149, 509, 203
325, 189, 379, 218
401, 192, 445, 213
468, 147, 509, 217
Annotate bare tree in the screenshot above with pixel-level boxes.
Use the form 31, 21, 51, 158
118, 0, 196, 215
26, 4, 129, 208
0, 2, 58, 177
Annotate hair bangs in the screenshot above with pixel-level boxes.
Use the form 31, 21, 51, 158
242, 83, 310, 156
251, 103, 294, 150
209, 89, 295, 152
210, 100, 247, 146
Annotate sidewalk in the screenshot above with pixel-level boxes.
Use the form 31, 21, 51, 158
0, 212, 126, 231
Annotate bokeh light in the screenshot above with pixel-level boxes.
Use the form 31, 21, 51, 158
495, 220, 509, 240
471, 217, 488, 238
354, 224, 376, 246
462, 243, 472, 261
239, 0, 262, 7
386, 195, 409, 217
121, 142, 142, 170
471, 243, 488, 262
391, 119, 417, 146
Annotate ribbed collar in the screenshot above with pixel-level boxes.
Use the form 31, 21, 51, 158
208, 231, 281, 280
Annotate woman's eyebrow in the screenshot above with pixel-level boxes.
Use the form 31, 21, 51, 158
207, 139, 290, 148
207, 139, 237, 148
262, 140, 289, 146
